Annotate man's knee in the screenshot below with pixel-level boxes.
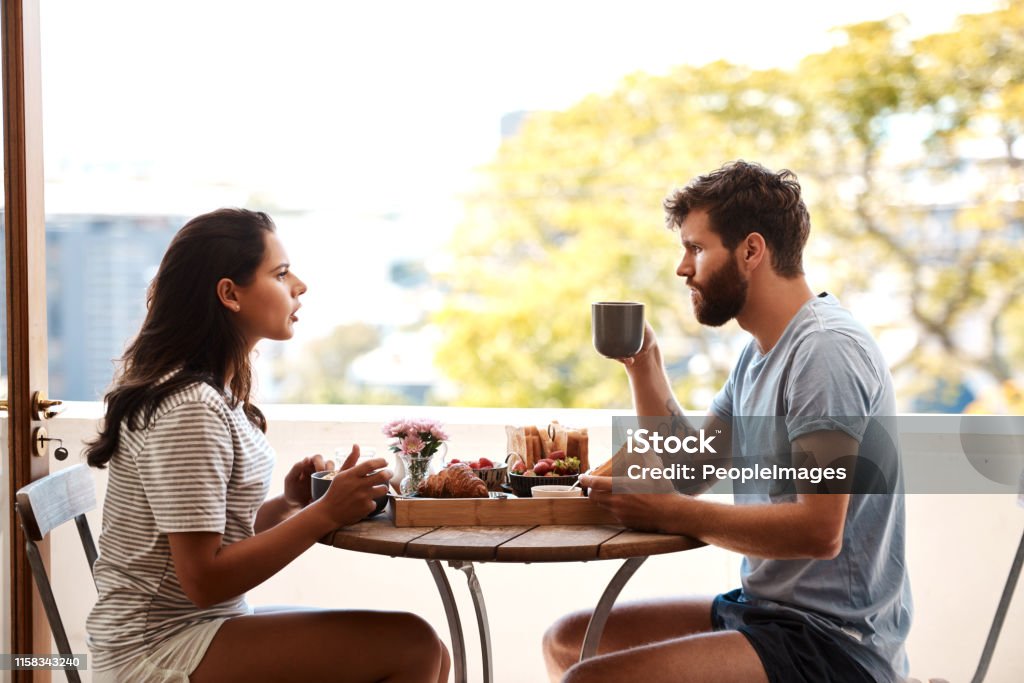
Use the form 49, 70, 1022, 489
543, 609, 591, 660
562, 657, 607, 683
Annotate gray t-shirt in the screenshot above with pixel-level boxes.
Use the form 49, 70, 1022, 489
710, 292, 913, 678
87, 381, 275, 672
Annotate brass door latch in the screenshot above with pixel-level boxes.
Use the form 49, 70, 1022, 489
32, 390, 65, 420
0, 393, 65, 419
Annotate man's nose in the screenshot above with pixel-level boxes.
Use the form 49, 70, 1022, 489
676, 256, 693, 279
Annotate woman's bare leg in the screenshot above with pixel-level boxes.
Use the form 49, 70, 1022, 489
542, 597, 715, 682
190, 609, 449, 683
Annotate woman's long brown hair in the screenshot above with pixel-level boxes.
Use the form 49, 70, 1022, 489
85, 208, 274, 468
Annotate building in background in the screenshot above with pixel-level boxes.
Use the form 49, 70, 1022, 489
45, 214, 183, 400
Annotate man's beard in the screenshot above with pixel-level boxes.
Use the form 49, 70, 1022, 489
689, 255, 748, 327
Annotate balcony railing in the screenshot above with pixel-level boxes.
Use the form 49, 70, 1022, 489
36, 404, 1024, 682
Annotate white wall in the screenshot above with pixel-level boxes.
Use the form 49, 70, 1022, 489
41, 405, 1024, 682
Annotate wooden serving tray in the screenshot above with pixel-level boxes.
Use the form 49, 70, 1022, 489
389, 495, 619, 527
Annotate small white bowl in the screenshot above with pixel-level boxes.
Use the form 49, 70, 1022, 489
530, 485, 583, 498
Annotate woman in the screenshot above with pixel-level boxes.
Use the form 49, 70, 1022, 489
85, 208, 449, 682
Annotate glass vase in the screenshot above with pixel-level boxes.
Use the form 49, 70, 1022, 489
399, 443, 446, 496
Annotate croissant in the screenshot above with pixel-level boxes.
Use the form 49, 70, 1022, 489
418, 464, 489, 498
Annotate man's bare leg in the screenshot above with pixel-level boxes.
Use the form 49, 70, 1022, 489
563, 630, 768, 683
542, 597, 715, 681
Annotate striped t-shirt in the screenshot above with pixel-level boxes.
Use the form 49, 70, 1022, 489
86, 380, 275, 672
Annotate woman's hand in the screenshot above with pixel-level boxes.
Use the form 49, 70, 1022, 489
283, 453, 332, 509
313, 445, 393, 528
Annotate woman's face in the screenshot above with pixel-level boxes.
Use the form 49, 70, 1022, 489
230, 231, 307, 348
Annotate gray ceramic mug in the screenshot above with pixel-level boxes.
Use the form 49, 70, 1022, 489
592, 301, 644, 358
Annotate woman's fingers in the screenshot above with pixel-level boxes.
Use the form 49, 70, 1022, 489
359, 467, 393, 487
339, 445, 361, 471
351, 457, 389, 477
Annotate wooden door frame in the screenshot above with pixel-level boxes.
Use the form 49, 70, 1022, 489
3, 0, 51, 676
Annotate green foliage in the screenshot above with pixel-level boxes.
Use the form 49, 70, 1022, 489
435, 3, 1024, 412
273, 323, 409, 405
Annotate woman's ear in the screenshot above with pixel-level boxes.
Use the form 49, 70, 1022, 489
216, 278, 241, 312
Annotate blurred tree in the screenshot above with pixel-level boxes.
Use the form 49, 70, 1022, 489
793, 7, 1024, 402
436, 62, 799, 408
906, 0, 1024, 393
965, 380, 1024, 414
435, 4, 1024, 412
273, 323, 408, 405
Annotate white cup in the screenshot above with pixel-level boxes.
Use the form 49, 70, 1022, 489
530, 485, 583, 498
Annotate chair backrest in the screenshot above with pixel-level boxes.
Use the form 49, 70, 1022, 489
14, 464, 98, 683
968, 459, 1023, 683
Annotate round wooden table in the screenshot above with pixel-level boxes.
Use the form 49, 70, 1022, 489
323, 516, 704, 683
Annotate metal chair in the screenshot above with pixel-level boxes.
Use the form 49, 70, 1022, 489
14, 464, 98, 683
965, 519, 1023, 683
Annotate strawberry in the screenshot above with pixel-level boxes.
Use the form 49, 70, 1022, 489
549, 450, 566, 460
479, 457, 494, 468
534, 461, 553, 475
449, 458, 461, 465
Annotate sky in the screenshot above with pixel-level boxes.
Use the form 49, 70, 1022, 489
35, 0, 1004, 349
40, 0, 1001, 216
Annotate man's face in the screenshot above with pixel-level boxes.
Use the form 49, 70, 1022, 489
676, 209, 749, 327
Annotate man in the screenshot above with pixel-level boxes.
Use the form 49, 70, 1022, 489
544, 161, 912, 683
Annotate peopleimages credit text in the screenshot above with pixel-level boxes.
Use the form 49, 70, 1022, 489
624, 428, 848, 485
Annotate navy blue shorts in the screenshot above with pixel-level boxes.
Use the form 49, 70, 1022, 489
711, 589, 893, 683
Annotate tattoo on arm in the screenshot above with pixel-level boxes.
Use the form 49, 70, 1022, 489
659, 398, 710, 495
666, 398, 684, 418
665, 398, 696, 438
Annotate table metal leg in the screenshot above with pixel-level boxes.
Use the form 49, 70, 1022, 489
426, 559, 467, 683
451, 560, 494, 683
580, 556, 648, 661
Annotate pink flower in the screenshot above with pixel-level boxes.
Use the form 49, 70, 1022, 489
383, 417, 448, 456
382, 419, 413, 438
401, 433, 425, 455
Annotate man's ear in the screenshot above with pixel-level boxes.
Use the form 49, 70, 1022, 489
216, 278, 241, 312
741, 232, 767, 272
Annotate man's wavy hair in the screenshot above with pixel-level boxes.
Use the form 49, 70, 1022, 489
663, 160, 810, 278
85, 208, 274, 468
